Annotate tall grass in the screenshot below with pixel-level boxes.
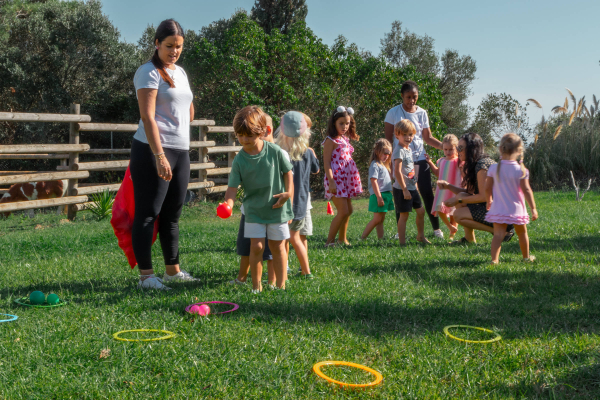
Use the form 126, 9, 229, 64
525, 92, 599, 190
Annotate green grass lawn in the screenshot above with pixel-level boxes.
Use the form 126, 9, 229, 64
1, 191, 599, 399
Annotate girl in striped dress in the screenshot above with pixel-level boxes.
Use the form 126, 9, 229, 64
426, 134, 462, 240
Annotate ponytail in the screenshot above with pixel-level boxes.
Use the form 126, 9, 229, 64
151, 50, 175, 88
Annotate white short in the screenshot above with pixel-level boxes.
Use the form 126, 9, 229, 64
244, 221, 290, 241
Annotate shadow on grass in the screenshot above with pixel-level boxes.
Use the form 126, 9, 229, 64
488, 351, 600, 399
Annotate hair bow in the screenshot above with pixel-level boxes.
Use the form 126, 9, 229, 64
335, 106, 354, 116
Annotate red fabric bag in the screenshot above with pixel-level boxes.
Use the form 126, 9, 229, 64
110, 166, 158, 268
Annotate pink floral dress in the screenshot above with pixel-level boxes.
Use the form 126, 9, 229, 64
322, 136, 362, 200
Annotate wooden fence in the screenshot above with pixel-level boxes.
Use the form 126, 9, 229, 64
0, 105, 240, 219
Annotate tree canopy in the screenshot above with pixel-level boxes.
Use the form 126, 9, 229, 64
250, 0, 308, 34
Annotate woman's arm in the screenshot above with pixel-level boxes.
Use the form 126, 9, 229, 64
444, 169, 488, 207
323, 139, 337, 194
437, 180, 468, 195
422, 127, 442, 150
384, 123, 395, 145
520, 178, 538, 221
137, 88, 172, 181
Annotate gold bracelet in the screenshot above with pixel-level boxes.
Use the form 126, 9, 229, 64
154, 152, 165, 160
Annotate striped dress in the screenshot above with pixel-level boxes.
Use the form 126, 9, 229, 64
432, 157, 462, 216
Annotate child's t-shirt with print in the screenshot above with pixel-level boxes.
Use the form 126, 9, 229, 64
392, 145, 417, 191
228, 141, 294, 224
368, 161, 392, 195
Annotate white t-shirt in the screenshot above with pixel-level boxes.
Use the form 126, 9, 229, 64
384, 105, 430, 161
133, 61, 193, 150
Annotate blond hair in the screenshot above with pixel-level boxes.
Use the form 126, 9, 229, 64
275, 128, 311, 161
442, 134, 459, 148
496, 132, 526, 180
368, 138, 393, 174
394, 119, 416, 135
233, 105, 267, 137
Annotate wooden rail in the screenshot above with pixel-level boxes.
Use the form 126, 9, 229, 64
207, 146, 242, 154
0, 153, 69, 160
0, 196, 88, 214
0, 171, 89, 185
0, 112, 91, 123
75, 184, 121, 195
0, 144, 90, 154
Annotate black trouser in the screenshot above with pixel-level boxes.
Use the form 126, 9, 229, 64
130, 139, 190, 271
394, 160, 440, 231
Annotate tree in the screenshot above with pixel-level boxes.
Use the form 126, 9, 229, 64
250, 0, 307, 34
380, 21, 477, 135
468, 93, 531, 149
184, 11, 445, 191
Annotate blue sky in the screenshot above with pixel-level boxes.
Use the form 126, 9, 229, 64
101, 0, 599, 124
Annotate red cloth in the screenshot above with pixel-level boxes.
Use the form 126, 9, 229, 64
110, 166, 158, 268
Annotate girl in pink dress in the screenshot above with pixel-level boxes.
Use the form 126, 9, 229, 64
484, 133, 539, 264
426, 134, 462, 240
322, 106, 362, 246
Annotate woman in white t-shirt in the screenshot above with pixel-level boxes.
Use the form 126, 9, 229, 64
130, 19, 196, 290
384, 80, 444, 239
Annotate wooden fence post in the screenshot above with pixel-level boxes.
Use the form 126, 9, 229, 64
67, 103, 80, 220
228, 131, 236, 168
198, 126, 209, 202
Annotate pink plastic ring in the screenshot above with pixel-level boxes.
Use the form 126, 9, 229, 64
185, 301, 239, 315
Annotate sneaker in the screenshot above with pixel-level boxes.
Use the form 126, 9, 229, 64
228, 278, 247, 285
251, 288, 262, 294
138, 275, 171, 291
433, 229, 444, 239
393, 233, 399, 239
162, 270, 198, 283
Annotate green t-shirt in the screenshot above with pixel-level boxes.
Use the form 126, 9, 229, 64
228, 141, 294, 224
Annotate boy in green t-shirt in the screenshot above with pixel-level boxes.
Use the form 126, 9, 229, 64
224, 106, 294, 293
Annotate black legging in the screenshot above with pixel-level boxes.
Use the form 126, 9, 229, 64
394, 160, 440, 231
130, 139, 190, 271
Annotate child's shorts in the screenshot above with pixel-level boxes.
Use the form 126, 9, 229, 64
245, 220, 290, 241
288, 209, 313, 236
393, 187, 423, 213
237, 214, 272, 260
368, 191, 395, 213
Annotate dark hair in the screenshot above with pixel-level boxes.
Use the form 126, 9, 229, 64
326, 109, 359, 141
400, 80, 419, 95
151, 19, 185, 88
461, 132, 487, 193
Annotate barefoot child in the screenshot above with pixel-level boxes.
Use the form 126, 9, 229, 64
323, 106, 362, 246
426, 134, 462, 240
229, 114, 276, 287
485, 133, 538, 264
276, 111, 319, 278
224, 106, 294, 292
392, 120, 430, 245
361, 139, 394, 239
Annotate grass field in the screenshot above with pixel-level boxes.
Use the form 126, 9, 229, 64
1, 191, 599, 399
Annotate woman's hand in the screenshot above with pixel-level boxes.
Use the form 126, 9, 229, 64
444, 196, 458, 208
437, 180, 449, 190
156, 157, 172, 181
328, 180, 337, 195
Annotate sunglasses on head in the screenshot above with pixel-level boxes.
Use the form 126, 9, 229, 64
382, 150, 391, 155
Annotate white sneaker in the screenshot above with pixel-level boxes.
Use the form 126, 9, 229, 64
138, 275, 171, 291
162, 270, 198, 283
393, 233, 399, 239
228, 278, 247, 285
433, 230, 444, 239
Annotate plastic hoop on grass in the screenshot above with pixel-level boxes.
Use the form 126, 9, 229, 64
0, 314, 18, 323
185, 301, 239, 315
14, 297, 67, 308
313, 361, 383, 389
443, 325, 502, 344
113, 329, 176, 342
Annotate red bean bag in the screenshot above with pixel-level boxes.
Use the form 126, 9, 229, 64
110, 166, 158, 268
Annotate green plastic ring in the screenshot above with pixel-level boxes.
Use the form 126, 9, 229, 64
14, 297, 67, 308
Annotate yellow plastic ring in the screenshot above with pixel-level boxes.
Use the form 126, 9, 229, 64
313, 361, 383, 389
443, 325, 502, 344
113, 329, 176, 342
